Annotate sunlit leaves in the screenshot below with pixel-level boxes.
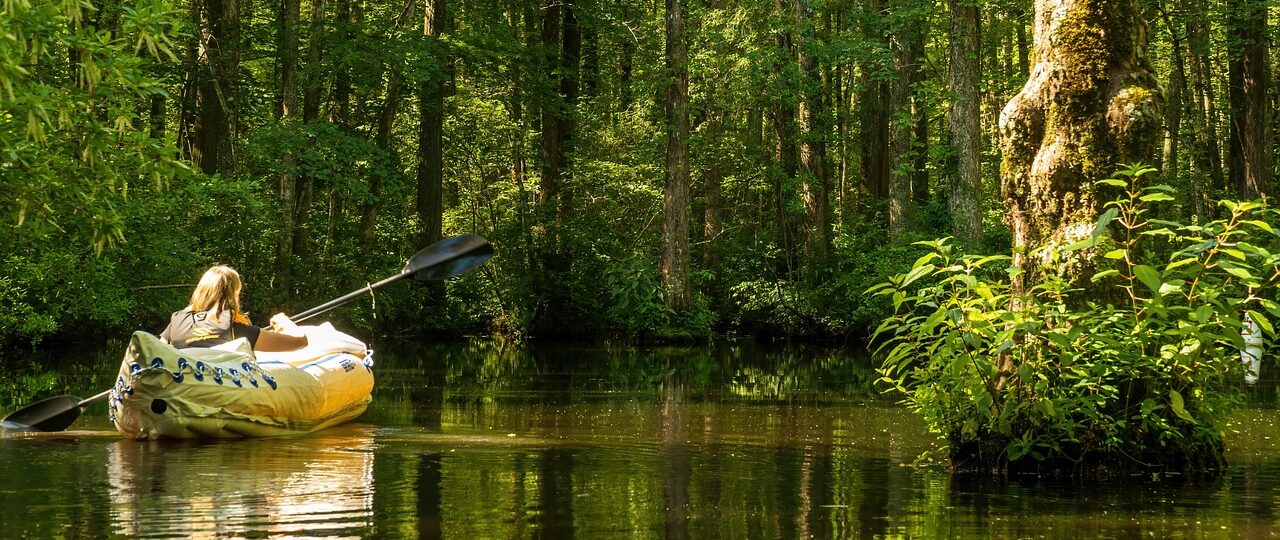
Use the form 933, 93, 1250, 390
871, 165, 1271, 471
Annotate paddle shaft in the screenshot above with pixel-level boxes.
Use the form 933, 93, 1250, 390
292, 271, 409, 323
81, 390, 111, 408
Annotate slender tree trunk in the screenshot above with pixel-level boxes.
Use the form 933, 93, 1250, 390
417, 0, 449, 248
889, 0, 924, 237
793, 0, 830, 273
331, 0, 352, 127
661, 0, 692, 312
948, 0, 983, 246
1188, 14, 1225, 192
276, 0, 300, 120
1227, 0, 1272, 199
1016, 8, 1029, 75
858, 0, 890, 202
1158, 3, 1183, 184
276, 0, 301, 292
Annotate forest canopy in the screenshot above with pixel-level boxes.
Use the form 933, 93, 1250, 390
0, 0, 1274, 346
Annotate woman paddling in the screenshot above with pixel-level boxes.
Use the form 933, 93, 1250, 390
160, 265, 308, 352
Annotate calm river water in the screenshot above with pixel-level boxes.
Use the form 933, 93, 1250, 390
2, 339, 1279, 538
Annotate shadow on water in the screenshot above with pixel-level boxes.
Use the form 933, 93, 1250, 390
2, 339, 1280, 537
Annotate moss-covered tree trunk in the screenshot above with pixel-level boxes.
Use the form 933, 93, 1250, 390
999, 0, 1162, 296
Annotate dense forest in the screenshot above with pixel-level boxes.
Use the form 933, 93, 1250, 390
0, 0, 1275, 346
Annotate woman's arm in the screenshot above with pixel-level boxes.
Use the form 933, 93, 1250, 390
253, 312, 309, 352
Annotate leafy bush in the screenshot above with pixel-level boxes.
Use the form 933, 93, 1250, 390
873, 165, 1276, 473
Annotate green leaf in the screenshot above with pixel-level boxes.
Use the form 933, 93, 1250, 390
1247, 310, 1274, 337
1139, 193, 1176, 203
912, 252, 939, 269
900, 264, 935, 287
1096, 179, 1128, 188
1223, 265, 1254, 280
1243, 220, 1275, 234
1091, 207, 1120, 239
1091, 269, 1120, 283
1103, 249, 1127, 260
1169, 390, 1196, 424
1133, 265, 1162, 294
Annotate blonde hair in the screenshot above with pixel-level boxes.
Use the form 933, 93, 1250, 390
190, 265, 242, 317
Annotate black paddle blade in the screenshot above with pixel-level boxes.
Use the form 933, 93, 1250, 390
1, 395, 85, 432
405, 234, 494, 281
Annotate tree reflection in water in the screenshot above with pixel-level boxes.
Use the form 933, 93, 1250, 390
2, 340, 1280, 537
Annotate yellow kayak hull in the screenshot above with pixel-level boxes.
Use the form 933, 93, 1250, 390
109, 324, 374, 439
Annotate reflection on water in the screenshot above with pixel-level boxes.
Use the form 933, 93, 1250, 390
107, 429, 375, 538
1, 339, 1280, 538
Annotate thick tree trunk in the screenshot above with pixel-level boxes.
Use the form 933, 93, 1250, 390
186, 0, 239, 174
1000, 0, 1163, 294
793, 0, 830, 275
1227, 0, 1272, 199
948, 0, 983, 246
661, 0, 692, 312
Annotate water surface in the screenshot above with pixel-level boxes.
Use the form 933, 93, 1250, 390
2, 340, 1279, 538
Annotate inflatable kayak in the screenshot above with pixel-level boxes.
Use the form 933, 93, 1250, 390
109, 323, 374, 439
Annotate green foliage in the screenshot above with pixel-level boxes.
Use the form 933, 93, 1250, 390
873, 165, 1276, 472
0, 0, 184, 253
602, 254, 670, 333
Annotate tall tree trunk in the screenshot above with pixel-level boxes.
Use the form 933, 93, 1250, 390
948, 0, 983, 246
1000, 0, 1163, 295
276, 0, 301, 293
1016, 8, 1029, 75
889, 0, 924, 237
661, 0, 692, 312
536, 0, 580, 326
185, 0, 239, 174
1158, 3, 1183, 185
858, 0, 890, 202
1227, 0, 1272, 199
331, 0, 352, 128
1187, 15, 1224, 194
417, 0, 449, 249
793, 0, 830, 274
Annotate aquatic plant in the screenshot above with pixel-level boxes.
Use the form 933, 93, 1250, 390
872, 165, 1279, 474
